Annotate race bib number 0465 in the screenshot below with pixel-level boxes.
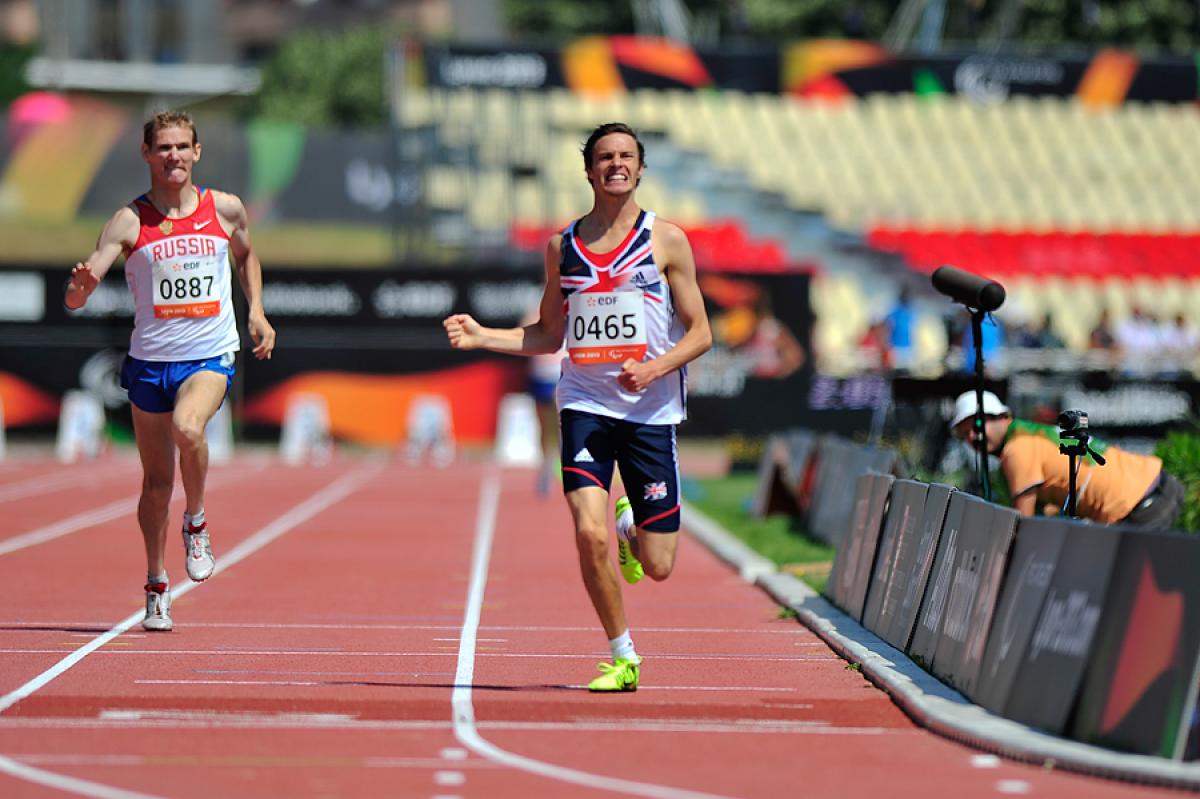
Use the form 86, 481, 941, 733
152, 258, 221, 319
567, 291, 647, 364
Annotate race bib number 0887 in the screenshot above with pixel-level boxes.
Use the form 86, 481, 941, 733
567, 291, 647, 364
152, 258, 221, 319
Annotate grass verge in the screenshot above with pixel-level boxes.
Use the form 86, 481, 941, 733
684, 472, 834, 594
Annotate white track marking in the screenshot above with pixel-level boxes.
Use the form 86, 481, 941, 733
0, 499, 135, 556
450, 470, 738, 799
0, 620, 816, 635
0, 468, 121, 504
0, 465, 381, 797
0, 755, 163, 799
2, 649, 831, 663
0, 715, 897, 735
0, 464, 263, 556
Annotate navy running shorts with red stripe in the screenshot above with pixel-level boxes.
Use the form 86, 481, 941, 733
559, 408, 680, 533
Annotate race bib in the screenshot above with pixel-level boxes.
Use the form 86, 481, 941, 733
152, 256, 221, 319
567, 291, 647, 364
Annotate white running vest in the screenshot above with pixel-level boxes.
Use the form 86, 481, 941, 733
124, 188, 240, 361
556, 211, 687, 424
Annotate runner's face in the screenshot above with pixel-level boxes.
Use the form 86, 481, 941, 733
143, 125, 200, 187
588, 133, 643, 196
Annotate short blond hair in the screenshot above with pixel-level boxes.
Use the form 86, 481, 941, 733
143, 111, 198, 147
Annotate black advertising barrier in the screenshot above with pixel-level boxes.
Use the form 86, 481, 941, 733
860, 479, 928, 638
826, 472, 892, 616
751, 432, 798, 518
908, 491, 981, 667
411, 40, 1200, 105
883, 483, 954, 652
0, 266, 813, 438
974, 517, 1071, 716
954, 504, 1020, 701
1002, 522, 1121, 735
842, 472, 895, 622
807, 438, 898, 546
1072, 529, 1200, 759
826, 473, 872, 610
927, 500, 1017, 694
750, 429, 816, 519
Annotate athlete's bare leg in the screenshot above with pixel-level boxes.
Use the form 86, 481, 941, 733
632, 528, 679, 582
131, 407, 176, 576
172, 371, 227, 517
565, 485, 627, 639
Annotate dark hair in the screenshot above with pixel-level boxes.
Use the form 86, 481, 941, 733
143, 111, 198, 147
581, 122, 645, 173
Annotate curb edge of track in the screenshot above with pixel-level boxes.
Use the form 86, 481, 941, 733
681, 503, 1200, 791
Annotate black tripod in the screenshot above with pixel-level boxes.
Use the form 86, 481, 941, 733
967, 310, 992, 502
1058, 428, 1106, 519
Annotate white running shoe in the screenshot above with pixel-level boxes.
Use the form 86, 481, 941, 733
183, 522, 215, 582
143, 584, 173, 632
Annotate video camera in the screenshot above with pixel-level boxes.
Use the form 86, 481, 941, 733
1057, 409, 1089, 437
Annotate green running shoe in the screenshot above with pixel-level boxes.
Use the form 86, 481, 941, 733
614, 496, 643, 584
587, 657, 640, 692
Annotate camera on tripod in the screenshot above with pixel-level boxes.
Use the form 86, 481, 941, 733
1057, 407, 1105, 518
1058, 409, 1089, 438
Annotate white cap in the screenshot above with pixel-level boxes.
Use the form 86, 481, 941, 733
949, 390, 1010, 429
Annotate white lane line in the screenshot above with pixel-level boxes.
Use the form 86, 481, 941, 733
0, 499, 135, 556
451, 470, 737, 799
0, 756, 163, 799
134, 680, 322, 687
0, 464, 263, 557
0, 620, 817, 636
126, 678, 800, 693
0, 468, 120, 504
434, 771, 466, 786
2, 649, 832, 663
0, 716, 899, 735
0, 465, 381, 797
971, 754, 1001, 768
8, 754, 497, 771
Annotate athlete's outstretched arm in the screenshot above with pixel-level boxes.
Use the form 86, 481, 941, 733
444, 235, 566, 356
618, 221, 712, 392
216, 190, 276, 360
65, 207, 139, 310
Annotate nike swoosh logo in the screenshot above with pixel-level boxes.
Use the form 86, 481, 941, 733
195, 220, 212, 230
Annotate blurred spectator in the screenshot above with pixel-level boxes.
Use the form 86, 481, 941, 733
1160, 313, 1200, 374
884, 286, 916, 370
1088, 308, 1117, 351
858, 319, 893, 372
1025, 311, 1065, 349
959, 313, 1005, 374
1114, 307, 1161, 375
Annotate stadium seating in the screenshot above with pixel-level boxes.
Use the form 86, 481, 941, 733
394, 86, 1200, 370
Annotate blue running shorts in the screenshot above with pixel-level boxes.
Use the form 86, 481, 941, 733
120, 352, 236, 413
559, 408, 680, 532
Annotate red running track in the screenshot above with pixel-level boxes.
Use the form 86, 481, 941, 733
0, 451, 1172, 798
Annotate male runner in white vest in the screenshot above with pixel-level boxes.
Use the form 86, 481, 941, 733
65, 111, 276, 632
444, 122, 712, 691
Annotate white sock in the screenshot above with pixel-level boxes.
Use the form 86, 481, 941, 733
609, 630, 638, 663
147, 573, 169, 590
184, 510, 206, 530
615, 503, 635, 543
